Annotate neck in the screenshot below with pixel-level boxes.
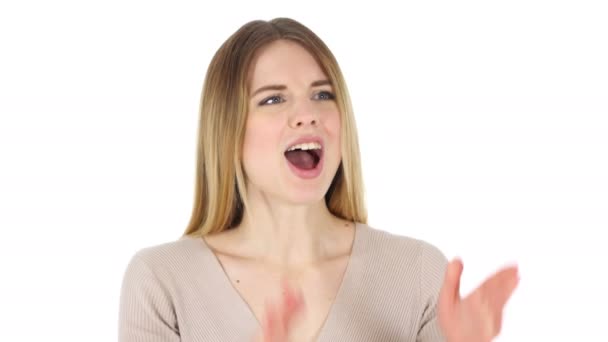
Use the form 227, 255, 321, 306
234, 196, 342, 267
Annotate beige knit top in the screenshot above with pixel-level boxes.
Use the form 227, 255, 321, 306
118, 222, 448, 341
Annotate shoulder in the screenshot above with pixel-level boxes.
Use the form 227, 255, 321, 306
355, 222, 448, 294
131, 235, 205, 264
119, 237, 207, 340
121, 235, 211, 288
347, 223, 448, 335
357, 222, 448, 269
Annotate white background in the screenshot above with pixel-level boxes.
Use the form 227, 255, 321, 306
1, 0, 606, 341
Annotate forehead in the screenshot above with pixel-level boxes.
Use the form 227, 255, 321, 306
248, 40, 327, 88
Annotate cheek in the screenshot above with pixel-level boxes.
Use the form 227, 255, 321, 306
328, 112, 341, 135
242, 116, 282, 171
324, 110, 341, 146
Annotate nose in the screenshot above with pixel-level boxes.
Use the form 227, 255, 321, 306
288, 101, 320, 128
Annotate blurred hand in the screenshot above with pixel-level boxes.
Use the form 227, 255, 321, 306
253, 280, 306, 342
438, 259, 520, 342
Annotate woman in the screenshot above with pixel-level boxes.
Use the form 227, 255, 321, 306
118, 17, 519, 342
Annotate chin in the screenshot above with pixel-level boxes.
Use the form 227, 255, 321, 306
282, 183, 331, 206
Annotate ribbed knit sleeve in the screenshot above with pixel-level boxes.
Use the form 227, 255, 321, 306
416, 242, 449, 342
118, 251, 181, 342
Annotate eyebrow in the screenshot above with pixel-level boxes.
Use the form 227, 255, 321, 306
250, 79, 332, 98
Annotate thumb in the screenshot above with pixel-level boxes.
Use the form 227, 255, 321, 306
440, 258, 464, 306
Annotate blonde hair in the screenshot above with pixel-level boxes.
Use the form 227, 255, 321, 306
183, 17, 367, 237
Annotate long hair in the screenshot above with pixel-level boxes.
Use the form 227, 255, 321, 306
183, 18, 367, 237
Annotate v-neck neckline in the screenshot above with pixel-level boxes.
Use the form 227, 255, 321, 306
199, 221, 362, 341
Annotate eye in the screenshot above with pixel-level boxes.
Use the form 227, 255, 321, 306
314, 91, 336, 101
259, 94, 284, 106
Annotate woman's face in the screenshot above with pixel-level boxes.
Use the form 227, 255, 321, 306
242, 40, 341, 205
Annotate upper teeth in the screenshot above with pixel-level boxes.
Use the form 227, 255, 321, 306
287, 142, 322, 152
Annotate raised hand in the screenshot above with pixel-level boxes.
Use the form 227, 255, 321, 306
438, 259, 520, 342
253, 280, 306, 342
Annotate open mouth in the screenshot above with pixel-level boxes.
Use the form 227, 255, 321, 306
284, 142, 323, 171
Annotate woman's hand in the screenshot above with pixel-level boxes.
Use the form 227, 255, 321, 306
253, 280, 306, 342
438, 259, 520, 342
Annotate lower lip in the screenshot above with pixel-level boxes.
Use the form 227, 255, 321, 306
285, 153, 324, 179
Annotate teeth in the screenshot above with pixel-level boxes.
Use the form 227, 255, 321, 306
286, 142, 322, 152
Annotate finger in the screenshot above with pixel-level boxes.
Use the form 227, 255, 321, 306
493, 271, 519, 313
437, 259, 464, 336
262, 302, 279, 342
279, 281, 305, 331
484, 264, 518, 287
438, 258, 464, 328
480, 265, 520, 310
477, 291, 505, 338
481, 296, 498, 339
281, 279, 303, 315
259, 280, 306, 341
493, 310, 504, 336
440, 258, 464, 305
